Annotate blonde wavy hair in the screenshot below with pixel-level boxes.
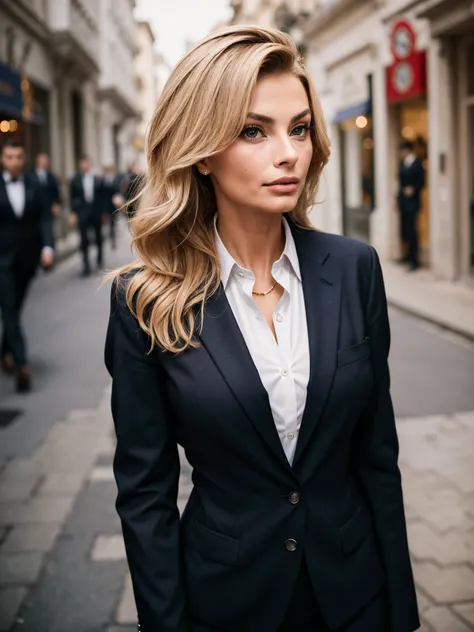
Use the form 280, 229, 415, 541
115, 25, 330, 354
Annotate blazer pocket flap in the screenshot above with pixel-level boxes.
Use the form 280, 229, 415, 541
185, 518, 240, 566
339, 507, 368, 555
337, 337, 370, 368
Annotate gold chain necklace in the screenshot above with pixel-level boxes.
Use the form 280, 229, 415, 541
252, 279, 278, 297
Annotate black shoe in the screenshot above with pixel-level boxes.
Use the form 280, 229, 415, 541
396, 256, 410, 265
80, 268, 91, 278
1, 353, 15, 374
408, 263, 420, 272
16, 367, 31, 393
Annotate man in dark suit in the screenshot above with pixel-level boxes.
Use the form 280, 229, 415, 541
0, 140, 54, 392
397, 140, 425, 271
69, 155, 104, 277
32, 152, 61, 219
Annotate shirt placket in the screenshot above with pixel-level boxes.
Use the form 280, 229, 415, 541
273, 266, 299, 463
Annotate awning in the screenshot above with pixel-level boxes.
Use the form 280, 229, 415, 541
0, 63, 23, 119
333, 100, 371, 124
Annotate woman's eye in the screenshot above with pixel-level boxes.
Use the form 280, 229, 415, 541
242, 126, 264, 141
292, 124, 311, 137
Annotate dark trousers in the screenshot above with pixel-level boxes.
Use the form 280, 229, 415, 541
278, 560, 388, 632
79, 213, 103, 272
0, 264, 34, 367
400, 209, 419, 266
109, 210, 118, 248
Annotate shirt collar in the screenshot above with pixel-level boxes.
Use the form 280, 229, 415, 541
3, 171, 24, 183
214, 215, 302, 289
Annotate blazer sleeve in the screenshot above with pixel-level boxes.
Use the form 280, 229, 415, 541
414, 161, 425, 196
39, 184, 55, 250
105, 283, 190, 632
69, 177, 78, 214
50, 173, 61, 206
354, 247, 420, 632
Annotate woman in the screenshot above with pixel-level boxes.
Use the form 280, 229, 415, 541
105, 26, 419, 632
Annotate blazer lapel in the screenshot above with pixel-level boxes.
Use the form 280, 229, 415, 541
199, 288, 295, 475
290, 225, 341, 467
0, 178, 14, 218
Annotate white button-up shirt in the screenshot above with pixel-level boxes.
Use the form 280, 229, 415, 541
36, 169, 48, 185
3, 171, 26, 218
82, 172, 94, 203
215, 218, 310, 465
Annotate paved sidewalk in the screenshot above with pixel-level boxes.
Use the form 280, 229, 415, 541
1, 389, 473, 630
382, 261, 474, 341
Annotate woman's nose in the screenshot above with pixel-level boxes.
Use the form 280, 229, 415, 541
273, 135, 298, 168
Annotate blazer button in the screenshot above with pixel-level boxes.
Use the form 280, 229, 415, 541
285, 538, 297, 552
288, 491, 300, 505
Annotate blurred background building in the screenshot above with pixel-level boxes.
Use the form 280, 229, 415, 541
0, 0, 157, 235
228, 0, 474, 285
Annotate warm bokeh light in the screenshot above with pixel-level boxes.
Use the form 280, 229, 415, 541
356, 115, 368, 129
9, 120, 18, 132
0, 120, 11, 133
363, 137, 374, 150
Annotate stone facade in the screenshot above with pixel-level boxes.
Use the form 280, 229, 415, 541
0, 0, 145, 233
303, 0, 474, 284
133, 21, 159, 172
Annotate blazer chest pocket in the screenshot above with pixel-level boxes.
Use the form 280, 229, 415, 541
185, 518, 240, 566
337, 337, 370, 368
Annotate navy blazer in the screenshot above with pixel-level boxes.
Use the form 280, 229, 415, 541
398, 159, 425, 214
31, 170, 61, 210
104, 224, 419, 632
69, 173, 104, 218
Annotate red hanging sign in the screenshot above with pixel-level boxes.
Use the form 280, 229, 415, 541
386, 20, 427, 103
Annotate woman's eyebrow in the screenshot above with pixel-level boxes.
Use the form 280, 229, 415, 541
246, 108, 311, 125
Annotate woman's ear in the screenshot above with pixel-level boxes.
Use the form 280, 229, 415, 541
196, 161, 211, 176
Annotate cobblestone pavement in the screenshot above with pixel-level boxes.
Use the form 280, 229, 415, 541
1, 389, 473, 630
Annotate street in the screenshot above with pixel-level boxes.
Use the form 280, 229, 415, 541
1, 225, 474, 632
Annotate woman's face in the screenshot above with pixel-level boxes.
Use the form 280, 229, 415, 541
202, 72, 314, 218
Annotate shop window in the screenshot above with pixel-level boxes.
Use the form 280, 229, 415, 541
339, 114, 375, 243
468, 43, 474, 96
468, 104, 474, 270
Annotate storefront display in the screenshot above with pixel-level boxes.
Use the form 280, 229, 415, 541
387, 19, 430, 262
335, 76, 375, 243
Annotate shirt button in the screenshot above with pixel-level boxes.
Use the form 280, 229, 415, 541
281, 369, 288, 377
238, 271, 245, 277
276, 313, 283, 323
287, 432, 295, 440
288, 491, 300, 505
285, 538, 298, 552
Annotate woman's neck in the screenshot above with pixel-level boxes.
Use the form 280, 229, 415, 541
216, 211, 285, 279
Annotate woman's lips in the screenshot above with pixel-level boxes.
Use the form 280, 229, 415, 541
264, 180, 300, 194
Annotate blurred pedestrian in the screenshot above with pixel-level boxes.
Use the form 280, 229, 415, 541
105, 26, 419, 632
32, 152, 62, 219
0, 140, 54, 392
120, 162, 142, 218
102, 165, 122, 250
69, 155, 104, 277
397, 140, 425, 271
